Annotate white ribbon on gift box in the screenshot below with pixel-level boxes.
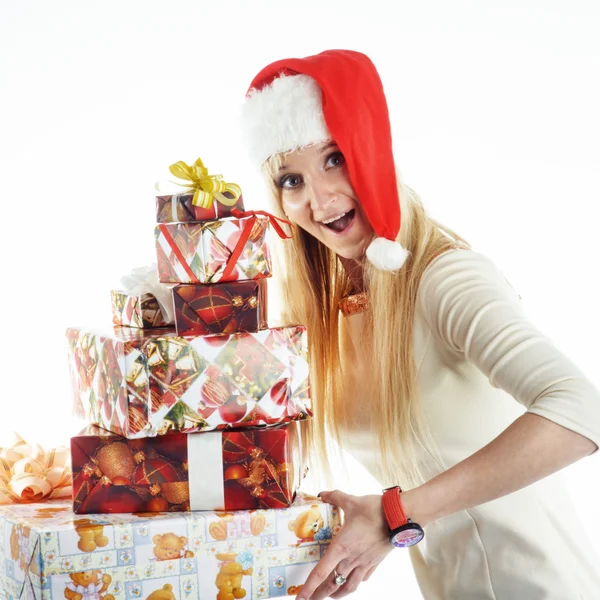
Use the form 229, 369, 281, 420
187, 423, 304, 511
188, 432, 226, 510
117, 263, 175, 322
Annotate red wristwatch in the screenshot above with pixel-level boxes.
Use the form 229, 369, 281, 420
382, 486, 425, 548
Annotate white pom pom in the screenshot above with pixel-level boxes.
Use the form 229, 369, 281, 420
366, 238, 410, 271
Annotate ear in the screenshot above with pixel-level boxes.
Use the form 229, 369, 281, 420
164, 584, 173, 592
152, 534, 163, 544
179, 536, 187, 546
288, 519, 296, 532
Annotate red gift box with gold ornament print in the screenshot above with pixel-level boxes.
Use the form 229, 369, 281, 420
173, 279, 268, 336
66, 325, 311, 439
156, 190, 245, 223
71, 423, 305, 514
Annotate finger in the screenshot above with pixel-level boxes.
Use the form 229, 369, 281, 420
330, 567, 368, 598
296, 542, 348, 600
363, 564, 378, 581
309, 573, 342, 600
318, 489, 354, 509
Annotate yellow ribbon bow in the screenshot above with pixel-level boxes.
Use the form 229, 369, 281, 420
0, 434, 72, 504
168, 158, 242, 210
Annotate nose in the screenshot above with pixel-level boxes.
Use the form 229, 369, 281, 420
307, 176, 338, 213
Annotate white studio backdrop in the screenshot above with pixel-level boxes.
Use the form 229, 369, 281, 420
1, 1, 599, 598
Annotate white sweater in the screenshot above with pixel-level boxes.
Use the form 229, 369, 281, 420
338, 248, 600, 599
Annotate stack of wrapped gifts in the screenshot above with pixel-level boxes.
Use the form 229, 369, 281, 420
0, 159, 341, 599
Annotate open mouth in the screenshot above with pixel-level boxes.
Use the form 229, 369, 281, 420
320, 209, 356, 233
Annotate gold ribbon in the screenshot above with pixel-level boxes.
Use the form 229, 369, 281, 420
0, 434, 72, 504
167, 158, 242, 209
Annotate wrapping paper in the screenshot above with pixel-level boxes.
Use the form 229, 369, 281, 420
111, 291, 173, 329
66, 325, 311, 439
156, 191, 245, 223
0, 493, 340, 599
173, 280, 267, 336
155, 217, 271, 284
71, 423, 305, 514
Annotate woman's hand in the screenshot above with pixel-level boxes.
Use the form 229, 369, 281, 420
296, 490, 393, 600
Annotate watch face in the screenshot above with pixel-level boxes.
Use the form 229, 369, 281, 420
391, 525, 424, 548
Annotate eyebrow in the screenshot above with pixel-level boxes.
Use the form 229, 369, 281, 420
277, 141, 339, 173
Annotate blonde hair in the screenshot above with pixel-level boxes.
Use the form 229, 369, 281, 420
263, 152, 472, 490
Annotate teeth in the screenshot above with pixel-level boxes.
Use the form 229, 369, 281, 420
321, 211, 348, 225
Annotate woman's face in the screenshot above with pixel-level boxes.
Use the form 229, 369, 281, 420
275, 141, 374, 260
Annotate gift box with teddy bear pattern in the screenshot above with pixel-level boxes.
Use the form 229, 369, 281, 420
0, 492, 340, 599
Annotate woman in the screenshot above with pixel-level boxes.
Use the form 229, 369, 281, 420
240, 49, 600, 600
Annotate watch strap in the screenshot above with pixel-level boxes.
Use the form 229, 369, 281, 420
382, 486, 408, 530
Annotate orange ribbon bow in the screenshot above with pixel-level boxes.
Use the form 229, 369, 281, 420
0, 434, 72, 504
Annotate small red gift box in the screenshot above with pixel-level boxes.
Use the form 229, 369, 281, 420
111, 290, 172, 328
156, 191, 245, 223
173, 279, 268, 336
71, 423, 305, 513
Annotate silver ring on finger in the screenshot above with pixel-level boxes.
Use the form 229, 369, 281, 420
333, 569, 347, 586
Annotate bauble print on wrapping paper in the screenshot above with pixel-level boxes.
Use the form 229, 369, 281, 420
70, 424, 304, 514
155, 217, 272, 284
156, 190, 245, 224
173, 279, 268, 336
66, 326, 311, 439
111, 290, 172, 329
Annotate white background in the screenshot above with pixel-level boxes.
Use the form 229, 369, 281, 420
1, 1, 599, 598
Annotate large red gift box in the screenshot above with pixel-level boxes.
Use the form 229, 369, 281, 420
66, 325, 311, 439
156, 190, 245, 223
71, 423, 305, 514
173, 279, 268, 336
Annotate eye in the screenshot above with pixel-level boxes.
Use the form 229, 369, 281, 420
278, 174, 303, 190
326, 151, 345, 168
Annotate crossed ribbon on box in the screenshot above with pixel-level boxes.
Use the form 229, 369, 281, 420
0, 434, 72, 504
157, 207, 297, 284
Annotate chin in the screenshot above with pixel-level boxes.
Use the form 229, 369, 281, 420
334, 244, 368, 262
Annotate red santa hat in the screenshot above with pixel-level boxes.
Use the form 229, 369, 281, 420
240, 49, 409, 271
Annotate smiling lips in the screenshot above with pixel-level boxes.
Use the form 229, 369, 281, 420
319, 208, 356, 233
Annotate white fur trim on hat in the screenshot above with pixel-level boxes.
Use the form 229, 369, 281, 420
366, 237, 410, 271
241, 74, 332, 166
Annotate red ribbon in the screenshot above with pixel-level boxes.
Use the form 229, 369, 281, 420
159, 210, 296, 284
157, 224, 201, 283
231, 208, 296, 240
221, 210, 296, 281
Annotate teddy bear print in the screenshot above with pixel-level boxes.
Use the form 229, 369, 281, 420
287, 585, 304, 595
208, 511, 266, 541
152, 533, 194, 561
214, 552, 253, 600
72, 519, 110, 553
63, 570, 115, 600
9, 523, 31, 572
32, 506, 70, 519
287, 504, 331, 546
145, 583, 176, 600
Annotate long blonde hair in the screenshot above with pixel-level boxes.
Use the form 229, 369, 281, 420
263, 153, 472, 490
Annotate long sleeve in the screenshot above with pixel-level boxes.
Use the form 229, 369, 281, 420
418, 248, 600, 451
